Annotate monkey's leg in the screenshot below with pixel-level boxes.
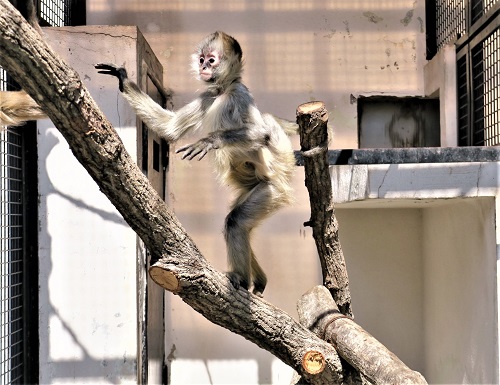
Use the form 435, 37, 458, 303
250, 251, 267, 297
224, 182, 276, 295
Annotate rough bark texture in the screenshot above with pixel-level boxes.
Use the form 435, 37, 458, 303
0, 2, 344, 383
297, 102, 363, 384
297, 102, 352, 317
298, 286, 428, 385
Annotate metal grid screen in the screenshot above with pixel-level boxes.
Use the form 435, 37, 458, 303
0, 72, 24, 385
457, 55, 469, 144
435, 0, 499, 145
457, 23, 500, 146
435, 0, 498, 51
471, 28, 500, 145
40, 0, 71, 27
436, 0, 467, 51
472, 0, 498, 23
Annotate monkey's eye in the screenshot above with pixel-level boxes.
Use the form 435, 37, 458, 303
208, 58, 215, 64
199, 57, 205, 64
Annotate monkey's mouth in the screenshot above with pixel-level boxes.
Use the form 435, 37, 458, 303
200, 70, 213, 81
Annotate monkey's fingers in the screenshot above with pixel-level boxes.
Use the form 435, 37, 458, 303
184, 148, 205, 161
95, 63, 128, 92
95, 62, 121, 72
175, 145, 190, 154
197, 150, 209, 160
176, 143, 210, 161
176, 144, 199, 160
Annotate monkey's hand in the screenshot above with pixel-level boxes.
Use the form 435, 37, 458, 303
176, 136, 220, 161
95, 63, 128, 92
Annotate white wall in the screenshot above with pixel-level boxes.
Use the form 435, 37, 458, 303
423, 198, 497, 383
165, 164, 321, 385
336, 198, 498, 384
336, 208, 425, 372
38, 27, 142, 384
87, 0, 427, 149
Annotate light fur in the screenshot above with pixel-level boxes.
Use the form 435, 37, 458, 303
0, 90, 46, 128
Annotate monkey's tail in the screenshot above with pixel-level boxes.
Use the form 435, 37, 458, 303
272, 115, 299, 136
0, 90, 47, 128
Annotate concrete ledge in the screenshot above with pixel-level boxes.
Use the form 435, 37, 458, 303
295, 147, 500, 166
330, 161, 499, 205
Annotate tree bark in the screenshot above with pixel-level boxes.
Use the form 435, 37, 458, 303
0, 1, 344, 383
297, 103, 364, 383
297, 101, 353, 317
297, 286, 428, 385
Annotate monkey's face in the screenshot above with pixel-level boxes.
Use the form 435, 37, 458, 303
198, 50, 221, 82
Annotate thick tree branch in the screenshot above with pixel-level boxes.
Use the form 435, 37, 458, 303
0, 1, 344, 383
297, 101, 353, 317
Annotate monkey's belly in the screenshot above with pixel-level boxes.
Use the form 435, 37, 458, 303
228, 160, 266, 190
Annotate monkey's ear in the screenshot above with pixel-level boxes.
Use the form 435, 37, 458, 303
231, 37, 243, 61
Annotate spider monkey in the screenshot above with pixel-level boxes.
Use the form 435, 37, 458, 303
0, 31, 297, 296
96, 31, 297, 296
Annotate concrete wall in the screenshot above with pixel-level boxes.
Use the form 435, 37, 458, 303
422, 198, 497, 383
37, 27, 163, 384
336, 208, 425, 372
87, 0, 428, 149
332, 159, 499, 384
85, 2, 429, 383
337, 198, 497, 384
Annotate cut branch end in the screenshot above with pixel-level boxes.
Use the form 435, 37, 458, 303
297, 101, 326, 116
302, 350, 326, 375
149, 265, 180, 293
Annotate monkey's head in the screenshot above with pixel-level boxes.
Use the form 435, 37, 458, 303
193, 31, 243, 85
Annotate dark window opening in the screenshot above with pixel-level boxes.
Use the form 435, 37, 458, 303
358, 97, 440, 148
153, 140, 160, 172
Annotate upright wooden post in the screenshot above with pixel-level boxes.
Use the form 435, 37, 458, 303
297, 101, 352, 317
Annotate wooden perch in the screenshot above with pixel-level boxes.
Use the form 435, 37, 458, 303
297, 102, 363, 383
297, 101, 352, 317
0, 2, 345, 383
298, 286, 427, 385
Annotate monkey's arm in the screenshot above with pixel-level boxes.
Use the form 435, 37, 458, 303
176, 127, 266, 160
0, 90, 47, 127
95, 63, 203, 141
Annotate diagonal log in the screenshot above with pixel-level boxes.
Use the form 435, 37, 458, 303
0, 1, 344, 383
298, 286, 427, 385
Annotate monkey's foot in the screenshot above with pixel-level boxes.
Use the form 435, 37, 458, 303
226, 272, 249, 291
252, 286, 266, 298
252, 279, 266, 297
